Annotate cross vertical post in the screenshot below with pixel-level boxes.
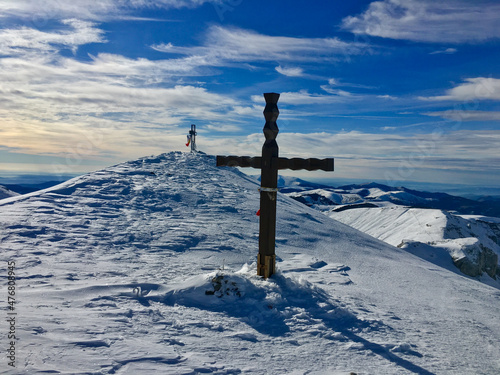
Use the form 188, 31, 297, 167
189, 124, 197, 152
216, 92, 334, 279
258, 93, 280, 278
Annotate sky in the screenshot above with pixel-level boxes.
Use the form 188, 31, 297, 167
0, 0, 500, 188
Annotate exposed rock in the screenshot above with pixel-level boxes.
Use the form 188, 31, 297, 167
453, 244, 498, 279
454, 257, 482, 278
480, 245, 499, 278
205, 274, 242, 298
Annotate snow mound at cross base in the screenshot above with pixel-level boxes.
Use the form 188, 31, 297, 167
150, 265, 363, 337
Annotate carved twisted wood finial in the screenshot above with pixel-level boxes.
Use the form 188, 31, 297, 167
263, 93, 280, 142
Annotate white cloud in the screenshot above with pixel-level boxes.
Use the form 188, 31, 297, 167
420, 77, 500, 101
0, 0, 224, 21
342, 0, 500, 43
0, 19, 106, 56
0, 0, 120, 21
430, 47, 457, 55
199, 129, 500, 184
319, 79, 367, 98
0, 53, 239, 121
425, 110, 500, 121
320, 86, 353, 97
152, 26, 368, 65
320, 78, 376, 93
251, 90, 356, 106
0, 21, 244, 129
0, 23, 249, 162
204, 124, 242, 132
377, 94, 396, 100
275, 65, 304, 77
250, 84, 396, 108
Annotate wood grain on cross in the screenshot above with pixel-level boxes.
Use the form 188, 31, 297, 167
216, 93, 334, 278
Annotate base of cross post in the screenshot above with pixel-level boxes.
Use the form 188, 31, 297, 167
257, 254, 276, 279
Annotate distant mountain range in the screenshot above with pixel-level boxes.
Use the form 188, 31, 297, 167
282, 180, 500, 217
282, 179, 500, 282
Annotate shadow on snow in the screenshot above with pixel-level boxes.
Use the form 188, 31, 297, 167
144, 268, 435, 375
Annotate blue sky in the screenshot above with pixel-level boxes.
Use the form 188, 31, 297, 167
1, 0, 500, 188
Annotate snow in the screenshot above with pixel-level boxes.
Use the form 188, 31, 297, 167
330, 206, 449, 245
286, 189, 363, 206
0, 185, 19, 200
1, 152, 500, 374
285, 181, 500, 217
329, 205, 500, 286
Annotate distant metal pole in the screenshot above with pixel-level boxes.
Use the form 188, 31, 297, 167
189, 124, 197, 152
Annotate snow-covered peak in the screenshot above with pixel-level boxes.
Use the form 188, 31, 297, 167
329, 205, 500, 283
1, 152, 500, 374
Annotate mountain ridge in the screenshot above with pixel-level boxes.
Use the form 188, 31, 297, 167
286, 181, 500, 217
1, 152, 499, 374
0, 184, 19, 200
284, 181, 500, 283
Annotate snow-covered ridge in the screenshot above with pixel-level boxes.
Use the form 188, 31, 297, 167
1, 152, 500, 374
329, 206, 500, 283
284, 181, 500, 283
0, 184, 19, 200
284, 181, 500, 217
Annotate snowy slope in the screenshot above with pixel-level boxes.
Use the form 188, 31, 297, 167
1, 152, 500, 374
329, 206, 500, 284
0, 185, 19, 200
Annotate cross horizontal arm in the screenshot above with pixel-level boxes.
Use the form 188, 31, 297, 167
216, 155, 334, 171
216, 155, 262, 169
279, 157, 334, 171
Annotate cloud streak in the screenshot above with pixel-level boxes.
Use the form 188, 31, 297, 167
425, 110, 500, 121
0, 19, 106, 56
199, 129, 500, 184
0, 21, 255, 165
275, 65, 304, 77
0, 0, 225, 21
250, 90, 357, 106
342, 0, 500, 43
420, 77, 500, 101
152, 26, 368, 65
429, 47, 457, 55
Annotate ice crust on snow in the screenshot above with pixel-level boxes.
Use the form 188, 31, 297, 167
1, 152, 500, 374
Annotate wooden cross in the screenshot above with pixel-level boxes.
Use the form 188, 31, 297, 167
216, 93, 334, 278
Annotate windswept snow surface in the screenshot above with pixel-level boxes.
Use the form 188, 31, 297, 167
1, 152, 500, 374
